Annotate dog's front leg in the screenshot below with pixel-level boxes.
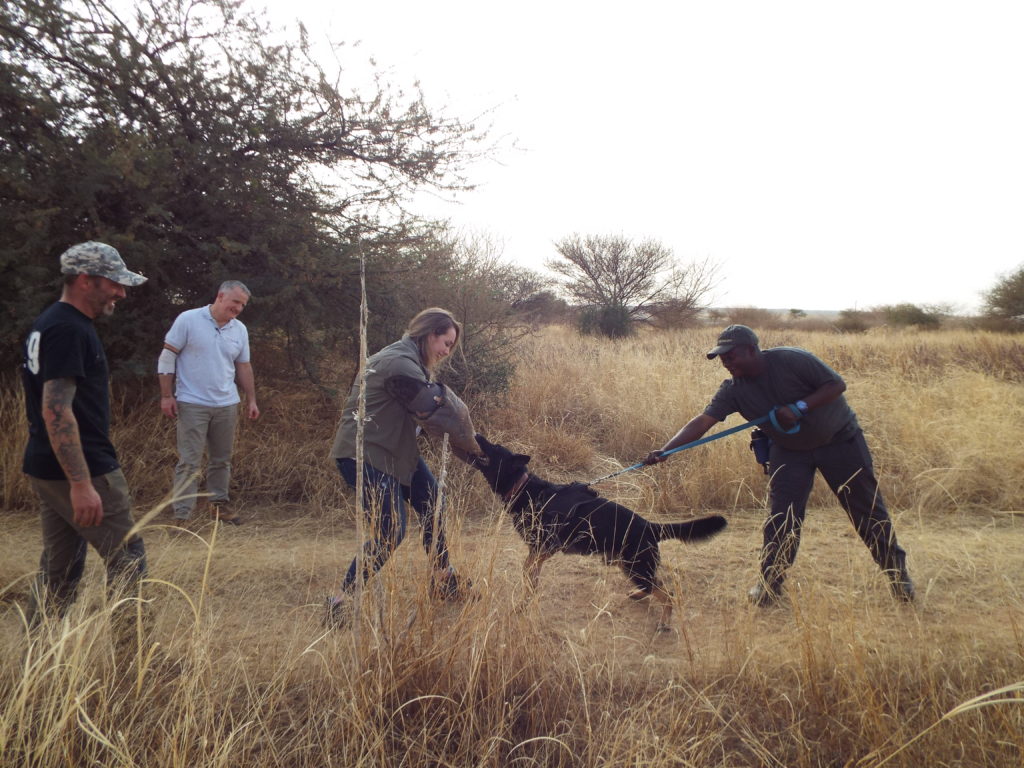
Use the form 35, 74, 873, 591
522, 549, 551, 593
510, 550, 550, 617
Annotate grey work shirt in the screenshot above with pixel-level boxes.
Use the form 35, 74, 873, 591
330, 336, 429, 484
704, 347, 859, 450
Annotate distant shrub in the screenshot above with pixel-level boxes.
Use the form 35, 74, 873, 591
836, 309, 876, 333
709, 306, 785, 329
879, 303, 942, 329
977, 315, 1024, 333
577, 305, 634, 338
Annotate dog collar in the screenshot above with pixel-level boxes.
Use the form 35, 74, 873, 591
502, 471, 529, 503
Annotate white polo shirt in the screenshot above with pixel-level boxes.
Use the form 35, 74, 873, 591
164, 306, 250, 407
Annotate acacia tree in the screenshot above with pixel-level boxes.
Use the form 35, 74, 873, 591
0, 0, 482, 373
426, 236, 553, 397
982, 264, 1024, 328
367, 233, 553, 395
546, 234, 717, 337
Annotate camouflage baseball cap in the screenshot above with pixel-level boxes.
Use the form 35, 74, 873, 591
60, 241, 147, 286
706, 324, 759, 359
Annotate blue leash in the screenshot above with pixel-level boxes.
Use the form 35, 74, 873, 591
587, 406, 799, 486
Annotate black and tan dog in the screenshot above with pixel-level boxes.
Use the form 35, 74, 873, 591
470, 434, 727, 630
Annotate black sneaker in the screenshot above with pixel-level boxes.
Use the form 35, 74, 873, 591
324, 596, 351, 629
888, 568, 915, 602
430, 567, 473, 601
748, 582, 783, 608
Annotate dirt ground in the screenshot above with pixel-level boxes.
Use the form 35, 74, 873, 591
3, 500, 1023, 681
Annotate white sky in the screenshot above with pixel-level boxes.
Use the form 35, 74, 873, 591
269, 0, 1024, 313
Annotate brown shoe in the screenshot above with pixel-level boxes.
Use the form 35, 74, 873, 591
171, 513, 199, 532
211, 502, 242, 525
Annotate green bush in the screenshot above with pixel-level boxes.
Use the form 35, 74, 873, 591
578, 305, 634, 338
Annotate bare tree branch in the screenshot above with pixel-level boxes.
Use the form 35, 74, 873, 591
547, 234, 719, 334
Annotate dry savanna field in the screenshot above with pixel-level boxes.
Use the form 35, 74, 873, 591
1, 325, 1023, 767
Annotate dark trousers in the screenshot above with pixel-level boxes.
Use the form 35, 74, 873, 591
763, 430, 906, 590
337, 457, 450, 590
28, 469, 147, 622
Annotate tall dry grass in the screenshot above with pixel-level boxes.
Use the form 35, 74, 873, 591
3, 326, 1022, 516
485, 326, 1024, 518
2, 325, 1023, 767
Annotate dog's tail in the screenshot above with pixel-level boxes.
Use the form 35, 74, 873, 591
655, 515, 727, 543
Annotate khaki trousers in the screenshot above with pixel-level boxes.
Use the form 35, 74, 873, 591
28, 468, 147, 621
172, 401, 238, 518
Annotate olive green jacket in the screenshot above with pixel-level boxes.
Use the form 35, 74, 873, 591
330, 336, 428, 484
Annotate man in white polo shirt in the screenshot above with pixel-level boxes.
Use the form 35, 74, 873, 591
157, 280, 260, 524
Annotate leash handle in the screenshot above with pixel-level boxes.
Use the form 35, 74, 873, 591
768, 405, 801, 435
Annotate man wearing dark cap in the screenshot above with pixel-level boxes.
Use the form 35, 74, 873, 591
21, 241, 149, 624
645, 324, 913, 607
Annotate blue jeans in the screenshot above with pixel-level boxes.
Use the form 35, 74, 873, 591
337, 457, 450, 590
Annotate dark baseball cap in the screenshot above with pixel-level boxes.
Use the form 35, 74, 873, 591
706, 324, 759, 359
60, 241, 147, 287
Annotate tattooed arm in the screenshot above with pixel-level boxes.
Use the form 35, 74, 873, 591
42, 378, 103, 527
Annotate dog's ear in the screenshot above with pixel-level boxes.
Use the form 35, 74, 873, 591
475, 433, 490, 450
513, 453, 531, 466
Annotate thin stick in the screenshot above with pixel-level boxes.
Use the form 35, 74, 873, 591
353, 240, 369, 634
431, 433, 450, 566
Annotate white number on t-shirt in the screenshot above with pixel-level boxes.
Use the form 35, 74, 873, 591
26, 331, 41, 374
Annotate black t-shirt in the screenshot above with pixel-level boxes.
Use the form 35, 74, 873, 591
21, 301, 119, 479
704, 347, 859, 450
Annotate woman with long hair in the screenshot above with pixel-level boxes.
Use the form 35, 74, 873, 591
326, 308, 470, 624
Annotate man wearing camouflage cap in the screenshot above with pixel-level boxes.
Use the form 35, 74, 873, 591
644, 324, 914, 608
21, 241, 148, 625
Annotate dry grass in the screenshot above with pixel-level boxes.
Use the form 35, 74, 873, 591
2, 326, 1024, 767
486, 326, 1024, 517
